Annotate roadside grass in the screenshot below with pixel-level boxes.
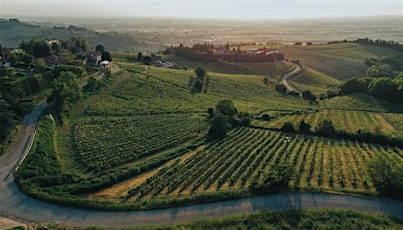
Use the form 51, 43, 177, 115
278, 43, 397, 80
76, 209, 403, 230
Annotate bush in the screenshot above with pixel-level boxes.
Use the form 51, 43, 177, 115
261, 114, 271, 121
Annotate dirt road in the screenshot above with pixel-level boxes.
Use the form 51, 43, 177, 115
281, 62, 302, 92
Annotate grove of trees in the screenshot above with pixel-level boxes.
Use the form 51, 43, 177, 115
207, 99, 250, 140
338, 53, 403, 104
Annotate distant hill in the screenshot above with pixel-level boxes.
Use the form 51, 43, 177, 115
0, 19, 158, 52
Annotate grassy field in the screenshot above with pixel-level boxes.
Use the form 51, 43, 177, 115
278, 43, 398, 80
288, 68, 342, 95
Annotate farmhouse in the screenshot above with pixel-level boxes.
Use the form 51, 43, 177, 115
85, 51, 102, 66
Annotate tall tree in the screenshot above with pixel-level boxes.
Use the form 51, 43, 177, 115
101, 51, 112, 62
47, 71, 83, 112
195, 66, 206, 81
95, 44, 105, 53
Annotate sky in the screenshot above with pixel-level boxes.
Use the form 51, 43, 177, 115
1, 0, 402, 19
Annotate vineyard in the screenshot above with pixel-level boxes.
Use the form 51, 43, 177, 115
89, 127, 403, 203
319, 93, 403, 112
264, 109, 403, 138
85, 65, 309, 117
72, 114, 207, 171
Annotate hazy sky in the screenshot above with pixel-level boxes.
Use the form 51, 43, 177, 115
1, 0, 402, 19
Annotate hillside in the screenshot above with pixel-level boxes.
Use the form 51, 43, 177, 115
12, 54, 403, 211
279, 42, 398, 80
0, 19, 152, 52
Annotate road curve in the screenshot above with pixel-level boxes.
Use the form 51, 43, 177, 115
1, 82, 403, 227
281, 62, 302, 92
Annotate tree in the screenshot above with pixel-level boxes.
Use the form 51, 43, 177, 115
368, 77, 398, 102
20, 37, 51, 58
302, 90, 317, 101
137, 52, 143, 62
237, 111, 250, 127
206, 99, 240, 141
261, 114, 271, 121
0, 97, 18, 142
280, 122, 296, 133
315, 119, 336, 136
47, 71, 83, 113
263, 77, 269, 85
207, 113, 229, 141
95, 44, 105, 53
275, 83, 287, 93
195, 66, 206, 81
101, 51, 112, 62
84, 76, 103, 93
216, 99, 237, 117
368, 155, 403, 199
299, 120, 311, 134
339, 78, 370, 95
207, 107, 214, 119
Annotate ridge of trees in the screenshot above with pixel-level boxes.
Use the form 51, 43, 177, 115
163, 43, 284, 63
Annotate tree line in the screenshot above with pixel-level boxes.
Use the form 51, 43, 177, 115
163, 43, 284, 63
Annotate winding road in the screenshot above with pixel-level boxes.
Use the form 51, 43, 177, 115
281, 62, 302, 92
1, 69, 402, 227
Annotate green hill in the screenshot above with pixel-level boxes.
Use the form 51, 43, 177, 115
279, 42, 398, 80
0, 19, 150, 52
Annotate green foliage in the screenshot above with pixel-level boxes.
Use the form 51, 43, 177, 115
95, 44, 104, 53
302, 90, 317, 101
101, 51, 112, 62
299, 120, 312, 134
368, 77, 401, 103
20, 37, 51, 58
281, 122, 296, 132
315, 119, 336, 136
216, 99, 237, 117
83, 77, 104, 94
275, 83, 287, 93
339, 78, 370, 95
162, 209, 403, 230
194, 66, 206, 80
207, 113, 230, 140
47, 71, 83, 113
368, 155, 403, 199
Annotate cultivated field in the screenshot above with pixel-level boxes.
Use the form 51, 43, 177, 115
15, 43, 403, 211
89, 127, 403, 203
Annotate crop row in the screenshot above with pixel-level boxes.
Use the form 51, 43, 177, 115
125, 127, 403, 201
72, 114, 207, 171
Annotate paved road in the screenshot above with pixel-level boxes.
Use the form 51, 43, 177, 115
1, 73, 402, 227
281, 62, 302, 92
